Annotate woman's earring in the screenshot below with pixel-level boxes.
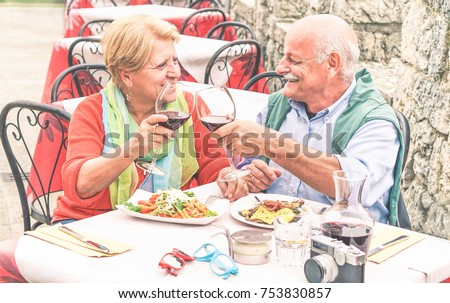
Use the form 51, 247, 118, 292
126, 88, 132, 102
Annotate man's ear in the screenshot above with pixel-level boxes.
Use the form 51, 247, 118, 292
327, 51, 342, 74
118, 67, 132, 88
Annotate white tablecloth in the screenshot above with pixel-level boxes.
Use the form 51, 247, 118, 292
14, 182, 450, 283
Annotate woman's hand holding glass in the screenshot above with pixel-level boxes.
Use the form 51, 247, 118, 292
135, 81, 196, 176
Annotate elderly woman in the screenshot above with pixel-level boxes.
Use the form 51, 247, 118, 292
52, 15, 230, 223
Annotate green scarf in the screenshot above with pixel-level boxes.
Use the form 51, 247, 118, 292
101, 81, 199, 209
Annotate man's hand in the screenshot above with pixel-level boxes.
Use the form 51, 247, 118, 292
216, 160, 282, 201
213, 120, 273, 158
243, 159, 282, 192
216, 167, 249, 201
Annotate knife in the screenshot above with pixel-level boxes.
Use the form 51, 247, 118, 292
368, 234, 409, 256
58, 225, 110, 254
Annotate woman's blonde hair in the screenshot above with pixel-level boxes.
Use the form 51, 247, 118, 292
101, 14, 180, 87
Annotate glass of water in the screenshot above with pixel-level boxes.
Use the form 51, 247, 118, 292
274, 214, 312, 266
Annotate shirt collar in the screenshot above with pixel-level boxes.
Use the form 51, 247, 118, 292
289, 77, 357, 120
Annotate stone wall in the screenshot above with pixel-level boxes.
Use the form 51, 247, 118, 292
393, 0, 449, 238
230, 0, 450, 239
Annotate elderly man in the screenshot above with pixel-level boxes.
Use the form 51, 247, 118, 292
215, 14, 405, 226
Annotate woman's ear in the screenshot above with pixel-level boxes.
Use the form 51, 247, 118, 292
118, 67, 133, 88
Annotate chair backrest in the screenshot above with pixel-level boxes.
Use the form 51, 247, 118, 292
68, 37, 103, 67
394, 109, 410, 171
393, 109, 411, 229
78, 19, 114, 37
243, 71, 286, 94
179, 8, 227, 37
158, 0, 189, 5
206, 21, 256, 41
51, 64, 112, 102
0, 100, 71, 231
67, 0, 119, 16
204, 39, 262, 89
189, 0, 221, 9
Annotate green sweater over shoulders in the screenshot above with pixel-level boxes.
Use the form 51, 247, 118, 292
264, 69, 404, 227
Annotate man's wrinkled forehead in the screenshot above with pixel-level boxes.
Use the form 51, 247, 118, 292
283, 31, 314, 54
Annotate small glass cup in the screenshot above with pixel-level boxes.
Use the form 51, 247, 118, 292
274, 214, 311, 266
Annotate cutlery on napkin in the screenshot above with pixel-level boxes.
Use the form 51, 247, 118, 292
368, 234, 409, 257
367, 228, 426, 263
25, 224, 132, 257
58, 225, 111, 254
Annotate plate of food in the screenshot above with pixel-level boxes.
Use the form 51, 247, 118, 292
230, 194, 310, 229
117, 188, 227, 225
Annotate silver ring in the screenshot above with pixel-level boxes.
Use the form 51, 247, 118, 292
251, 175, 256, 182
152, 125, 157, 133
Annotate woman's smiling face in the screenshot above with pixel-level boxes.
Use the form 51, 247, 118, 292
127, 38, 181, 105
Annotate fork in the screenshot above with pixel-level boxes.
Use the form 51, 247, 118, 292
205, 195, 222, 208
310, 205, 328, 215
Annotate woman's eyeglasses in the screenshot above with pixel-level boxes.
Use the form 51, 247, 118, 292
158, 248, 194, 276
193, 243, 239, 279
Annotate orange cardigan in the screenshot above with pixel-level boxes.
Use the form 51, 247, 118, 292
52, 93, 228, 222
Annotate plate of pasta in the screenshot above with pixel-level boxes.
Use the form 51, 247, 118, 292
117, 189, 227, 225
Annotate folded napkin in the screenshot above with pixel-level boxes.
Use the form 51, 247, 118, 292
25, 224, 132, 257
368, 228, 426, 264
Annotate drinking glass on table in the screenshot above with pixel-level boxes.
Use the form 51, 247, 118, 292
195, 85, 250, 181
274, 214, 312, 266
136, 81, 196, 176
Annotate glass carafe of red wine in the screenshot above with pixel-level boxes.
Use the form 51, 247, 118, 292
320, 170, 374, 255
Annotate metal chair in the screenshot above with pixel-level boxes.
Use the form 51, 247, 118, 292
158, 0, 189, 5
68, 37, 103, 66
66, 0, 119, 16
393, 109, 411, 229
394, 109, 410, 172
78, 19, 114, 37
242, 71, 287, 94
179, 8, 227, 37
51, 64, 112, 102
206, 21, 256, 41
0, 100, 71, 231
204, 39, 262, 89
188, 0, 221, 9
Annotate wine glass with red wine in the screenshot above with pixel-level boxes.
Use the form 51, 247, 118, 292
139, 81, 196, 176
196, 85, 250, 181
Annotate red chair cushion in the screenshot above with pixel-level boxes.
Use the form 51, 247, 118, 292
0, 238, 26, 283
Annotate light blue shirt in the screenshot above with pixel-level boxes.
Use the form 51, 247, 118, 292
240, 79, 400, 223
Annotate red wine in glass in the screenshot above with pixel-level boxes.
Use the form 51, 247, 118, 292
138, 82, 196, 176
159, 110, 191, 131
320, 222, 373, 254
200, 115, 231, 132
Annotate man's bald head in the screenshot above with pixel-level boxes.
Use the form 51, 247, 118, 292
287, 14, 360, 83
290, 14, 358, 45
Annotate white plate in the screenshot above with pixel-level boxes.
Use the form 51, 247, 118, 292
117, 189, 227, 225
230, 194, 312, 229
